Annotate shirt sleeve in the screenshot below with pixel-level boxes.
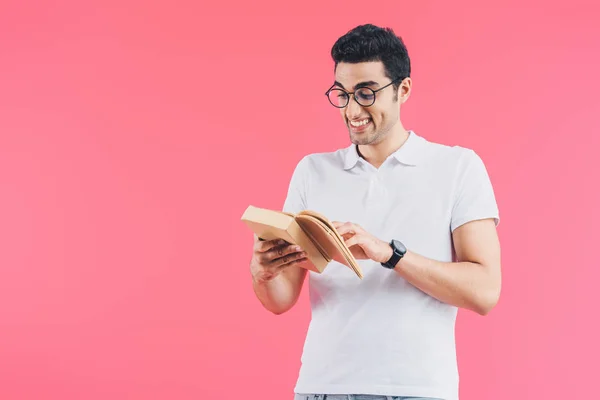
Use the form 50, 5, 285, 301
450, 149, 500, 232
282, 156, 310, 214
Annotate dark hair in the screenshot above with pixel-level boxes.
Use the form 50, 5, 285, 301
331, 24, 411, 92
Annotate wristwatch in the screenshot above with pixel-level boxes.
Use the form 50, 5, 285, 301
381, 239, 407, 269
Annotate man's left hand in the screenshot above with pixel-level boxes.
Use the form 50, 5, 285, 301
332, 221, 393, 264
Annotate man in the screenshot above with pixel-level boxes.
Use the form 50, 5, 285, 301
249, 24, 501, 400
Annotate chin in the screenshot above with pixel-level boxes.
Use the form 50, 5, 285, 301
350, 132, 384, 146
349, 130, 379, 146
350, 136, 372, 146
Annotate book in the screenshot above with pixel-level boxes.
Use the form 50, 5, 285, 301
241, 205, 363, 279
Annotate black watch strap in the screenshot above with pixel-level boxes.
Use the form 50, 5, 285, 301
381, 239, 407, 269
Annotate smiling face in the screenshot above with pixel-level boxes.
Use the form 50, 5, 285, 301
332, 61, 410, 146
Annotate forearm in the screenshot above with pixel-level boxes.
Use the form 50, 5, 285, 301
395, 251, 501, 315
252, 268, 306, 315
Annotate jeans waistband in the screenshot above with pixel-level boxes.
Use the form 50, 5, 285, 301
295, 395, 398, 400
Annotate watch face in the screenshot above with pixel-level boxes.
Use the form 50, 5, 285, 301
382, 240, 406, 269
392, 240, 406, 254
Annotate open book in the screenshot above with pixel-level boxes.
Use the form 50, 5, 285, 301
241, 205, 363, 279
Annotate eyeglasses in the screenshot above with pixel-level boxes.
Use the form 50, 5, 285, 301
325, 77, 403, 108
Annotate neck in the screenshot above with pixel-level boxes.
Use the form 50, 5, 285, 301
357, 122, 410, 168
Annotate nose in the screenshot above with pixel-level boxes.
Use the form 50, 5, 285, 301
345, 95, 363, 119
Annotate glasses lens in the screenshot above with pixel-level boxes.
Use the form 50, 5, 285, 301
327, 89, 349, 107
355, 87, 375, 106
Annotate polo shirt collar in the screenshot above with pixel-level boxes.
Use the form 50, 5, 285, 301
343, 130, 424, 170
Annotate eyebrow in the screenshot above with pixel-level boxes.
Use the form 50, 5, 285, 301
333, 80, 380, 90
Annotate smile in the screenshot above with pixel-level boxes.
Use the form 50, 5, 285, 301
350, 118, 371, 127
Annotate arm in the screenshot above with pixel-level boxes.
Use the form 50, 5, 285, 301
253, 266, 308, 315
252, 155, 314, 314
250, 237, 309, 315
334, 217, 501, 315
393, 218, 501, 315
253, 155, 312, 315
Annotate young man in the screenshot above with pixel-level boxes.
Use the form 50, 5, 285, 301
250, 24, 501, 400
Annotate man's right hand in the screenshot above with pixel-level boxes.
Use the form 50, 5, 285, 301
250, 238, 308, 283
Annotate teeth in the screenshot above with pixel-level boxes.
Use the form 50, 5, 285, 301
351, 119, 370, 127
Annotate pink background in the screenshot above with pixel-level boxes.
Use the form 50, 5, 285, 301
1, 0, 599, 399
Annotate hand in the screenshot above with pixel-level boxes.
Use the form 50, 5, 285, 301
250, 237, 308, 283
332, 221, 393, 264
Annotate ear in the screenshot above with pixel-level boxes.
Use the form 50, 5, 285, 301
399, 77, 412, 104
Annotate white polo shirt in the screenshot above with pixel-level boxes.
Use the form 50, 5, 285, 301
282, 131, 499, 400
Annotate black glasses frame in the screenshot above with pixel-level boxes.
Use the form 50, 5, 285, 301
325, 77, 404, 108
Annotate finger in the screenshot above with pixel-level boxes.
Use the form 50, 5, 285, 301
273, 250, 307, 268
345, 234, 362, 248
261, 244, 303, 265
350, 223, 363, 233
341, 234, 354, 242
278, 255, 309, 269
254, 238, 278, 252
335, 222, 356, 236
255, 238, 288, 253
280, 257, 308, 268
